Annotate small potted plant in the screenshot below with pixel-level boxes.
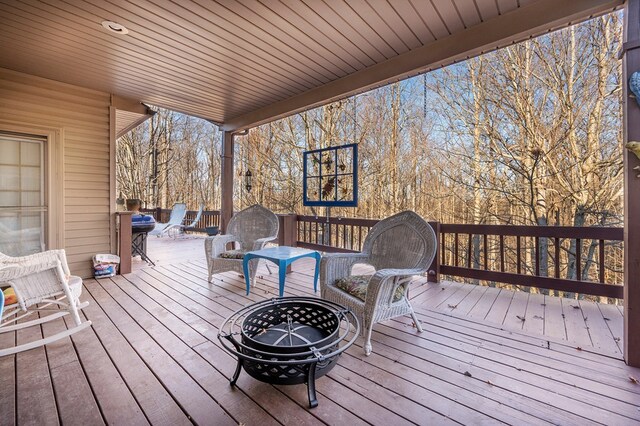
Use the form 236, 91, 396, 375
126, 198, 142, 212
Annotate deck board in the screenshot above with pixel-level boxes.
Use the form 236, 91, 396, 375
0, 328, 16, 424
561, 298, 592, 349
522, 293, 545, 336
599, 302, 625, 353
40, 316, 104, 426
16, 319, 58, 426
3, 236, 637, 426
80, 288, 191, 426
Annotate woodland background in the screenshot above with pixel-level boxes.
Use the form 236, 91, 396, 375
117, 13, 624, 295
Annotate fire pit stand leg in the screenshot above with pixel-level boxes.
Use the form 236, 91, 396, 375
225, 337, 243, 386
230, 358, 243, 386
306, 362, 318, 408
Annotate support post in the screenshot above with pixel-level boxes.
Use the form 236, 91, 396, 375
117, 212, 134, 274
278, 214, 298, 273
623, 0, 640, 367
221, 131, 235, 233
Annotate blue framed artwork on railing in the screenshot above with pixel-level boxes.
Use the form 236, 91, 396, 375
303, 143, 358, 207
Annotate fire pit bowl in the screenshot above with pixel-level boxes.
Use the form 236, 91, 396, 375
218, 297, 359, 408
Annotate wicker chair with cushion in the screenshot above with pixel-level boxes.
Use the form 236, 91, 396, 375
320, 211, 437, 355
0, 249, 92, 356
205, 204, 279, 286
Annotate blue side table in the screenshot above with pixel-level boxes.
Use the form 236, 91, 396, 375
243, 247, 321, 297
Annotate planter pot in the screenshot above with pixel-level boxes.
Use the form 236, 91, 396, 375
126, 199, 142, 212
205, 226, 219, 236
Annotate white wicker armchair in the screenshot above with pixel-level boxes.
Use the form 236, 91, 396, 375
205, 204, 279, 286
320, 211, 437, 355
0, 249, 92, 356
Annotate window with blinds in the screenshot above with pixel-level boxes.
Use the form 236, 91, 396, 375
0, 133, 47, 256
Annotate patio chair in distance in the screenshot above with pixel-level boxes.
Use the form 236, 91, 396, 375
0, 249, 92, 356
149, 202, 187, 238
205, 204, 279, 286
320, 211, 437, 356
179, 204, 204, 236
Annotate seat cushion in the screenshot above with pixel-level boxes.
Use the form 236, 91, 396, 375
220, 250, 246, 259
3, 287, 16, 305
334, 275, 404, 302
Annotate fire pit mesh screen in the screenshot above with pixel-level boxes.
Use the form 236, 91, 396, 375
242, 303, 340, 349
219, 297, 359, 408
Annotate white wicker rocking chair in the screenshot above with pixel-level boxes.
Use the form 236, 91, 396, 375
205, 204, 279, 286
320, 211, 437, 355
0, 250, 91, 356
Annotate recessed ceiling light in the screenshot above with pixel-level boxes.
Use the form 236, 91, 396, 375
101, 20, 129, 35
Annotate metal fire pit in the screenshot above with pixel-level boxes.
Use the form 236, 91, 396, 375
218, 297, 359, 408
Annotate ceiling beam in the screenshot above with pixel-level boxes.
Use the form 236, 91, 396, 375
222, 0, 622, 132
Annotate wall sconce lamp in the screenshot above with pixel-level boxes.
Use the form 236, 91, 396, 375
244, 169, 253, 192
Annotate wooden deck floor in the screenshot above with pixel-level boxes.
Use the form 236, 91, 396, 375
2, 237, 639, 425
137, 236, 626, 357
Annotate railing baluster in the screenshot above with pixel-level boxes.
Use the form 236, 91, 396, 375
576, 238, 582, 281
535, 236, 540, 276
454, 233, 459, 267
343, 224, 347, 248
499, 235, 505, 272
303, 220, 307, 244
599, 239, 605, 283
467, 233, 472, 268
555, 237, 560, 278
483, 234, 488, 270
350, 225, 354, 250
516, 236, 521, 274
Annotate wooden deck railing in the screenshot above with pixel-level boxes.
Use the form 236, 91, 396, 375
140, 208, 221, 233
295, 215, 624, 299
438, 224, 623, 299
134, 208, 623, 298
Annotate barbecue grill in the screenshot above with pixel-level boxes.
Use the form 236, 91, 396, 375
131, 214, 155, 265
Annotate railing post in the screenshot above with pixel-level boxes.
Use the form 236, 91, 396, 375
117, 211, 133, 274
277, 214, 298, 273
155, 207, 162, 221
428, 221, 440, 283
278, 214, 298, 247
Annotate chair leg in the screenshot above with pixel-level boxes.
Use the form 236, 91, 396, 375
363, 323, 374, 356
69, 298, 83, 326
410, 310, 423, 332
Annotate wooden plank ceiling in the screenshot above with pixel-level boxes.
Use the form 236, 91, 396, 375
0, 0, 623, 131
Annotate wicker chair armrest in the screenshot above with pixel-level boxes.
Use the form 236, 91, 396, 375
320, 253, 370, 287
0, 250, 70, 277
0, 259, 61, 282
364, 268, 423, 308
205, 234, 239, 258
252, 236, 277, 251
